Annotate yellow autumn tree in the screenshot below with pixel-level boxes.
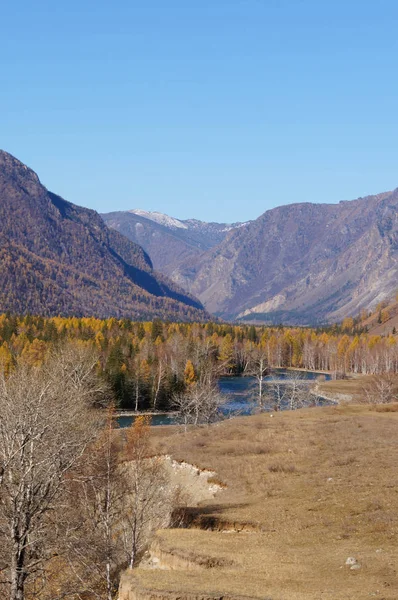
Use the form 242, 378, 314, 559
21, 339, 48, 366
0, 342, 14, 376
184, 360, 196, 386
218, 334, 234, 372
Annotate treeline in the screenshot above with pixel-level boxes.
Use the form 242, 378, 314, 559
1, 313, 398, 410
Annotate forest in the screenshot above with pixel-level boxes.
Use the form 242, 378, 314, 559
0, 313, 397, 411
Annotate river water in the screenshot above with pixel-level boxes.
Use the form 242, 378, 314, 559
117, 369, 331, 428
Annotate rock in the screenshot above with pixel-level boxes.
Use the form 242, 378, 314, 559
345, 556, 358, 565
350, 563, 361, 570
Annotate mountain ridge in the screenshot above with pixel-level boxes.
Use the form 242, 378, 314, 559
102, 209, 246, 276
104, 189, 398, 325
0, 150, 208, 321
4, 148, 397, 325
172, 190, 398, 323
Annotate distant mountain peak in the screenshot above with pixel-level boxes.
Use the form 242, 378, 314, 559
102, 209, 246, 278
126, 209, 247, 233
129, 209, 188, 230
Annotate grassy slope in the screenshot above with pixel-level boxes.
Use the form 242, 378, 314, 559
362, 300, 398, 336
126, 402, 398, 600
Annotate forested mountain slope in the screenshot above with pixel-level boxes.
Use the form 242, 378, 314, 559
0, 151, 207, 321
170, 190, 398, 323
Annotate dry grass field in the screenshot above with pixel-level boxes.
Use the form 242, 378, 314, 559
121, 401, 398, 600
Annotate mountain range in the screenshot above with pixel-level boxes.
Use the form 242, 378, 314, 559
2, 149, 398, 325
0, 151, 208, 321
103, 191, 398, 324
101, 209, 245, 277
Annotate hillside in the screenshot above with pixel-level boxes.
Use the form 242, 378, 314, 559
102, 209, 244, 276
170, 191, 398, 324
120, 402, 398, 600
361, 299, 398, 336
0, 151, 208, 321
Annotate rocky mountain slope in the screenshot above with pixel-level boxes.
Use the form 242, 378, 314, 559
168, 191, 398, 324
0, 151, 208, 321
102, 209, 244, 276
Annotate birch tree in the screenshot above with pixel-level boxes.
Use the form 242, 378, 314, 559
264, 372, 312, 411
173, 376, 226, 430
246, 348, 269, 409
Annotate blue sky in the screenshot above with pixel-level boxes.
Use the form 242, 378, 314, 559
2, 1, 398, 222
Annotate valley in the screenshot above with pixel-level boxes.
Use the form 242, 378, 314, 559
1, 152, 398, 600
2, 148, 398, 329
3, 3, 398, 600
102, 209, 245, 278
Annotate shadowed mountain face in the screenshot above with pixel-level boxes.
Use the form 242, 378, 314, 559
0, 151, 208, 321
101, 209, 244, 276
171, 191, 398, 324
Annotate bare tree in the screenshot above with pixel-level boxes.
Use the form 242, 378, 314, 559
130, 355, 145, 413
264, 371, 313, 411
246, 348, 269, 409
0, 344, 107, 600
361, 373, 398, 404
264, 379, 289, 412
55, 415, 173, 600
62, 406, 124, 600
151, 358, 166, 412
173, 377, 226, 430
285, 372, 310, 410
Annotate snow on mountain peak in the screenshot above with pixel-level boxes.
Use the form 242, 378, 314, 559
222, 221, 250, 232
129, 210, 188, 230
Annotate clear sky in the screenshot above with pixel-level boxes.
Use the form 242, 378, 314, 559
2, 0, 398, 222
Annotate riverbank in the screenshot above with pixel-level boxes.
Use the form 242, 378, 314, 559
273, 365, 332, 375
114, 410, 178, 418
115, 368, 335, 427
316, 375, 370, 404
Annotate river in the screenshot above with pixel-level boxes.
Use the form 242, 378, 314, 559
117, 369, 331, 428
